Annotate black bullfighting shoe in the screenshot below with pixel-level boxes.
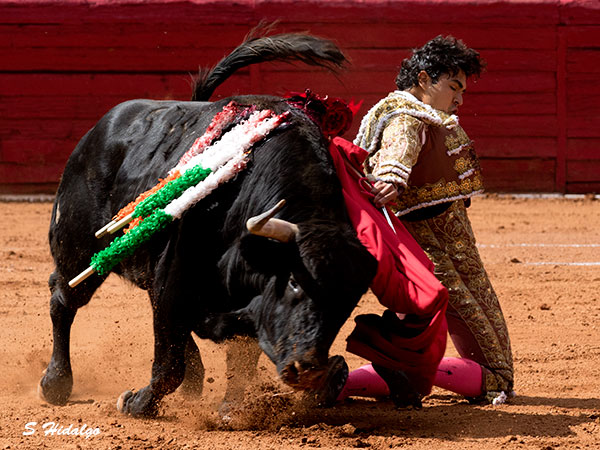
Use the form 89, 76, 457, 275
372, 364, 422, 409
312, 355, 349, 408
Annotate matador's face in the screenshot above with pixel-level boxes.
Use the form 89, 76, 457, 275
420, 70, 467, 115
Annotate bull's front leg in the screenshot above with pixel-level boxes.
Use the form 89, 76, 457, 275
179, 334, 205, 397
117, 290, 189, 418
220, 337, 261, 416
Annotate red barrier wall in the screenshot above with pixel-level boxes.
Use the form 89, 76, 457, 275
1, 0, 599, 194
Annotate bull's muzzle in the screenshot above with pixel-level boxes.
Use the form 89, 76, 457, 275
279, 352, 347, 393
280, 359, 327, 389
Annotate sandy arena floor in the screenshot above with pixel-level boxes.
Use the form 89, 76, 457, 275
0, 195, 599, 449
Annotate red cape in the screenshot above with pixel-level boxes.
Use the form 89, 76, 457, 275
330, 137, 448, 394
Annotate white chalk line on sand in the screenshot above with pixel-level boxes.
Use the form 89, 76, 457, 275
477, 243, 600, 266
478, 243, 600, 248
524, 262, 600, 266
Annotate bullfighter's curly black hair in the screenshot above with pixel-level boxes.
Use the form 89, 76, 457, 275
395, 35, 486, 90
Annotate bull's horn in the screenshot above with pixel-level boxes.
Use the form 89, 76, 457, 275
246, 199, 299, 243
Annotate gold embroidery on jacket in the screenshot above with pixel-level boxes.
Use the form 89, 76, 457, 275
358, 91, 484, 216
402, 201, 514, 393
445, 127, 470, 153
367, 115, 424, 188
454, 157, 469, 175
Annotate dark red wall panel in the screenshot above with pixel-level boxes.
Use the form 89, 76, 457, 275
1, 0, 599, 194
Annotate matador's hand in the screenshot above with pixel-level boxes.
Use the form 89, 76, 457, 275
371, 180, 399, 208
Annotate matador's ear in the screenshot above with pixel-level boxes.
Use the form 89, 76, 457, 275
417, 70, 432, 88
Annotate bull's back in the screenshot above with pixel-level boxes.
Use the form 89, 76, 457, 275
49, 99, 216, 269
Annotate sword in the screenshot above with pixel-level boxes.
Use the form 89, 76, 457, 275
381, 207, 397, 235
364, 173, 397, 235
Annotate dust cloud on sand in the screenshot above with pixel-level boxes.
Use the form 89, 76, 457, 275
1, 196, 599, 449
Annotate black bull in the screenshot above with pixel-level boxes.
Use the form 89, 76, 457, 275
39, 34, 377, 417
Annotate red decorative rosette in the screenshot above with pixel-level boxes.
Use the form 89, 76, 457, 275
320, 97, 354, 138
285, 90, 362, 139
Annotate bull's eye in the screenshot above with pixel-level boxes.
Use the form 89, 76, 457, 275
288, 277, 300, 294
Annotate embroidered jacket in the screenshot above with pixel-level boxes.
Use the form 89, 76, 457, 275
354, 91, 484, 217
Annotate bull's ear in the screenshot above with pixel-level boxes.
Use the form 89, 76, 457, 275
239, 233, 294, 273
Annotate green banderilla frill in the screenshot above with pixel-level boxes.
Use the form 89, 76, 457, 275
133, 164, 212, 219
90, 209, 173, 276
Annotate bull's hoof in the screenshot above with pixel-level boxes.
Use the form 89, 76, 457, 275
311, 355, 348, 408
38, 368, 73, 406
116, 388, 159, 418
116, 390, 134, 413
372, 364, 422, 410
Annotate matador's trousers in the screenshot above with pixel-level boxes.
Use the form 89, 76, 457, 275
402, 200, 514, 394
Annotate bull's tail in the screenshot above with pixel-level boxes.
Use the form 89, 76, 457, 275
191, 31, 347, 101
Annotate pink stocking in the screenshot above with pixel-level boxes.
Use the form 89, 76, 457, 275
434, 357, 484, 397
338, 358, 484, 401
337, 364, 389, 401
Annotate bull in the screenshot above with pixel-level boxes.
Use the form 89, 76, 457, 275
38, 32, 377, 418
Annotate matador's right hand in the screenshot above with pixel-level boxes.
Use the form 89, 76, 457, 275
371, 180, 399, 208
